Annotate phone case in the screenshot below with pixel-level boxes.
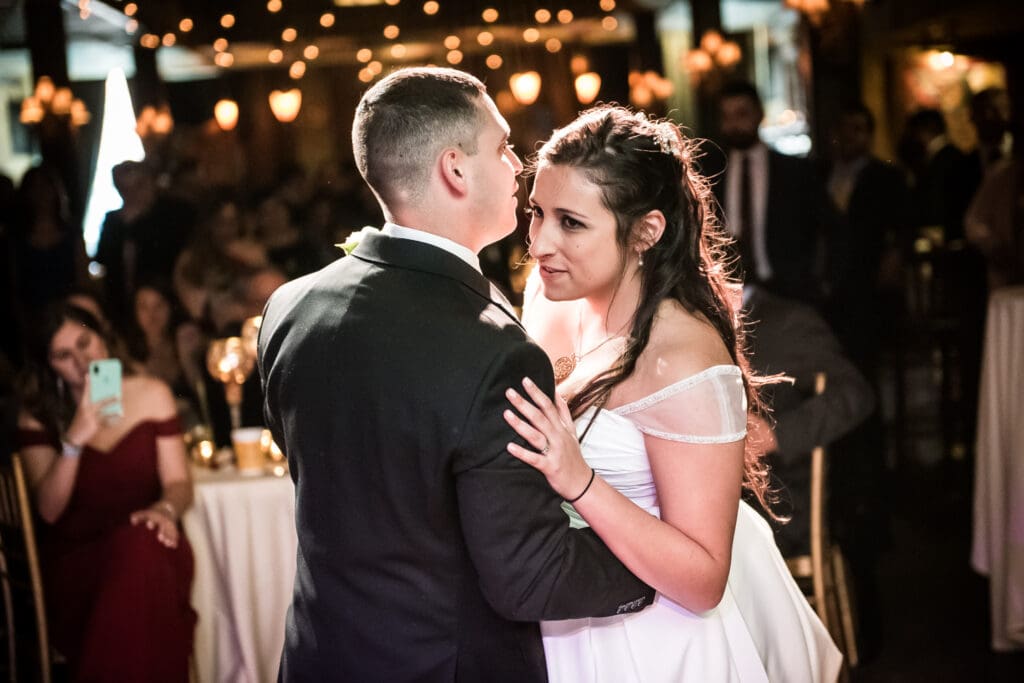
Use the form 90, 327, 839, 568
89, 359, 124, 417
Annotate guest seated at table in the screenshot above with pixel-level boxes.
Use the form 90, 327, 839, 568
15, 302, 196, 682
127, 279, 189, 393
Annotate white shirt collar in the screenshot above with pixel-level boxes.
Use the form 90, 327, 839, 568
382, 222, 482, 274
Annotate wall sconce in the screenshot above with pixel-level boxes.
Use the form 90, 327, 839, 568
783, 0, 866, 26
269, 88, 302, 122
685, 30, 743, 85
574, 72, 602, 105
628, 70, 674, 109
509, 71, 541, 106
136, 104, 174, 138
214, 99, 239, 131
20, 76, 90, 128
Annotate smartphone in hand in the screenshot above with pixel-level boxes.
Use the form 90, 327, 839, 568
89, 359, 123, 418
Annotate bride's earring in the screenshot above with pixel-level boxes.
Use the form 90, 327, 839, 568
637, 250, 645, 267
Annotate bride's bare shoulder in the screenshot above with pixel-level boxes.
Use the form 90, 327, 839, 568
627, 299, 733, 395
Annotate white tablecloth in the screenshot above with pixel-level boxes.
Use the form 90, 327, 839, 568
183, 466, 297, 682
971, 285, 1024, 651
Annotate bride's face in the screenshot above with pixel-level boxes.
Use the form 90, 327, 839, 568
527, 163, 625, 302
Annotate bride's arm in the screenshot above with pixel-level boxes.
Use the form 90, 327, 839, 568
505, 379, 744, 613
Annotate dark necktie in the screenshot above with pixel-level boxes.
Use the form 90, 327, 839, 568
738, 152, 758, 283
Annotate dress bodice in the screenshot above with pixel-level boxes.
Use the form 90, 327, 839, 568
567, 365, 747, 523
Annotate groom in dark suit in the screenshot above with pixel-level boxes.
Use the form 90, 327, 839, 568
259, 68, 654, 682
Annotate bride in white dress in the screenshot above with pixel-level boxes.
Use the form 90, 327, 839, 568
502, 106, 843, 682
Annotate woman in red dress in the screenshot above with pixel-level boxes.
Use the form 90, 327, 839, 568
17, 303, 196, 682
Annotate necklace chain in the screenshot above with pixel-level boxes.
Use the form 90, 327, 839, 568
553, 306, 630, 383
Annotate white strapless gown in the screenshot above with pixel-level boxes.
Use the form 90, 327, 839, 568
542, 370, 843, 683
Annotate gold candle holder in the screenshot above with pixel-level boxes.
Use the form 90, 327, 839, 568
206, 336, 256, 431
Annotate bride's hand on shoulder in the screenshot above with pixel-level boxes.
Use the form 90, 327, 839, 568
504, 378, 592, 500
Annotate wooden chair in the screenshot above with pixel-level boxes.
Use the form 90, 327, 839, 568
0, 453, 52, 683
784, 373, 860, 673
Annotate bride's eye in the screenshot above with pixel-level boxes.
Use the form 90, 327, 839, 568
525, 205, 542, 219
562, 215, 583, 229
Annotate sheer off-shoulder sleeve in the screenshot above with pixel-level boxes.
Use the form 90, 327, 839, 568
613, 365, 747, 444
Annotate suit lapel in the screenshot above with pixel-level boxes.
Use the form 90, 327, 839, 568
351, 231, 523, 328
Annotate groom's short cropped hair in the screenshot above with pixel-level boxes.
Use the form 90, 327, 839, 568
352, 67, 487, 207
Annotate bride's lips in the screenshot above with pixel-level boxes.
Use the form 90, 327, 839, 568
538, 264, 566, 280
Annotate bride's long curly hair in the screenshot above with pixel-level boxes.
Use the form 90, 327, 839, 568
530, 105, 776, 514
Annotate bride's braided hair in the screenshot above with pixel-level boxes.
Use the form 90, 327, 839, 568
531, 105, 775, 513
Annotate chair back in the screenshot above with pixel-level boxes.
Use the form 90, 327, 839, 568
0, 454, 52, 683
784, 373, 860, 672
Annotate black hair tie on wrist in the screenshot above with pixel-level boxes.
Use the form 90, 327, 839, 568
566, 467, 596, 504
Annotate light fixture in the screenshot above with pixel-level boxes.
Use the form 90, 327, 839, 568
523, 28, 540, 43
320, 13, 335, 27
269, 48, 284, 63
220, 14, 235, 29
510, 71, 541, 106
391, 43, 407, 58
423, 1, 439, 15
545, 38, 562, 53
268, 0, 282, 12
601, 16, 618, 31
482, 8, 498, 23
179, 18, 193, 32
289, 61, 307, 79
443, 35, 460, 49
477, 31, 494, 46
446, 50, 463, 65
575, 72, 601, 104
282, 27, 297, 42
486, 54, 503, 70
535, 9, 551, 23
557, 9, 573, 23
162, 33, 176, 47
214, 99, 239, 131
356, 48, 373, 62
570, 55, 589, 75
304, 45, 320, 60
383, 24, 400, 39
269, 89, 302, 123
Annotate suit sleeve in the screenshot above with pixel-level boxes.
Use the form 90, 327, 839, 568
772, 307, 875, 458
453, 340, 655, 621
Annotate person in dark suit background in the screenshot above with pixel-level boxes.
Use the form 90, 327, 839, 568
705, 80, 833, 306
258, 67, 653, 682
825, 102, 911, 376
743, 284, 882, 657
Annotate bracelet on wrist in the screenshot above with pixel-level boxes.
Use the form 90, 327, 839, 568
566, 467, 596, 504
60, 441, 83, 459
154, 500, 177, 520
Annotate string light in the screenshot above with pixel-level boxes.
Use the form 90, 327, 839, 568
179, 18, 193, 32
125, 19, 138, 34
214, 38, 229, 52
359, 69, 374, 83
368, 61, 383, 75
267, 0, 282, 13
320, 13, 335, 27
446, 50, 463, 65
600, 0, 616, 10
384, 0, 401, 5
383, 24, 400, 39
140, 33, 160, 49
268, 49, 284, 63
162, 33, 176, 47
535, 9, 551, 23
545, 38, 562, 53
443, 35, 460, 49
523, 28, 540, 43
220, 14, 235, 29
602, 16, 618, 31
482, 8, 498, 23
304, 45, 320, 60
124, 3, 137, 17
356, 48, 373, 62
423, 1, 439, 15
214, 52, 234, 68
282, 28, 297, 42
558, 10, 574, 23
477, 31, 494, 46
289, 61, 306, 79
391, 43, 407, 58
486, 54, 503, 70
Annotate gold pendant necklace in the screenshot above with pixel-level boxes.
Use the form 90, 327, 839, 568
553, 307, 630, 384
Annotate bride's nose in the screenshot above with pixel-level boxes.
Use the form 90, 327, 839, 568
527, 221, 556, 260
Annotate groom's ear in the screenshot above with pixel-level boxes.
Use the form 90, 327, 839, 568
439, 149, 469, 197
633, 209, 666, 251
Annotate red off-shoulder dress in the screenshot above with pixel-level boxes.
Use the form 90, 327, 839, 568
18, 416, 196, 682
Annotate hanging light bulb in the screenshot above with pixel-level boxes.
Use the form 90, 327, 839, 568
214, 99, 239, 131
269, 89, 302, 123
509, 71, 541, 106
574, 72, 601, 105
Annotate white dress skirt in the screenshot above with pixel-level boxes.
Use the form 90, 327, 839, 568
542, 365, 843, 683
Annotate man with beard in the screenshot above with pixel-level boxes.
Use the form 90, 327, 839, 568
707, 81, 833, 306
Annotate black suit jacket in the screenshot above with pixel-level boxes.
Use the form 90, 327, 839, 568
707, 145, 831, 304
259, 231, 653, 682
